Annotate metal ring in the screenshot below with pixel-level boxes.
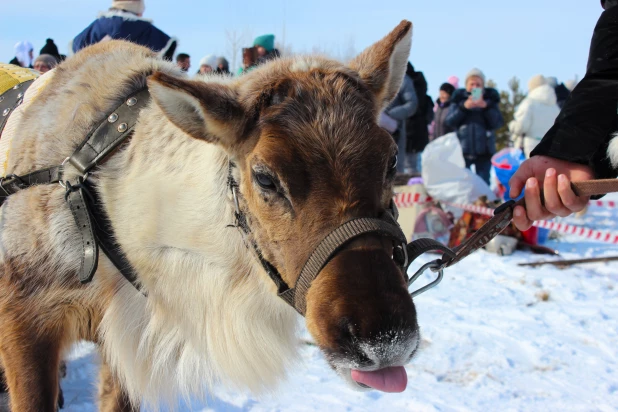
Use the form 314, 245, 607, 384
408, 259, 444, 298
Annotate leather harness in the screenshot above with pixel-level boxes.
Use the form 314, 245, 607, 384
1, 78, 617, 316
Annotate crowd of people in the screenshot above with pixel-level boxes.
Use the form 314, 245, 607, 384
379, 65, 574, 185
5, 0, 278, 79
4, 0, 613, 220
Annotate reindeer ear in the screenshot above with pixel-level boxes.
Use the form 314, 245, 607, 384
348, 20, 413, 112
147, 72, 247, 150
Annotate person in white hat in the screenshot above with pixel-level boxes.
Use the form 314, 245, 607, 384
72, 0, 177, 60
9, 41, 34, 68
509, 75, 560, 157
196, 55, 218, 76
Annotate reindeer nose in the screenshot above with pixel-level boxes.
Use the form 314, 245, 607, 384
305, 247, 419, 367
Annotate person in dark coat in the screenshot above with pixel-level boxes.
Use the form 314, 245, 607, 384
432, 82, 455, 140
446, 68, 504, 184
405, 63, 432, 173
380, 75, 418, 173
510, 0, 618, 231
39, 39, 65, 63
72, 0, 177, 61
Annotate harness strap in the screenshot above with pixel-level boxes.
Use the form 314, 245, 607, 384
0, 166, 63, 204
406, 237, 456, 265
65, 181, 99, 283
0, 79, 34, 137
68, 89, 150, 174
83, 178, 142, 291
280, 212, 408, 315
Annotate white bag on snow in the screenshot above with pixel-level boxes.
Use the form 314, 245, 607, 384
421, 133, 497, 216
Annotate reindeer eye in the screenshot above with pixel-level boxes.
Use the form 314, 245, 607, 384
387, 155, 398, 175
254, 172, 277, 191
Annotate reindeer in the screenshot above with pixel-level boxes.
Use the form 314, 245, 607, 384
0, 21, 418, 411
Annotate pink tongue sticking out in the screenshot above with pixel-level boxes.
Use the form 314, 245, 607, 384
351, 366, 408, 393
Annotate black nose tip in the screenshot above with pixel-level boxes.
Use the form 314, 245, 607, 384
338, 318, 376, 368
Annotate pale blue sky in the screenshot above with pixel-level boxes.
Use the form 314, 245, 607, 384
1, 0, 601, 95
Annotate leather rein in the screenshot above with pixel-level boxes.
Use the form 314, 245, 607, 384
1, 83, 617, 315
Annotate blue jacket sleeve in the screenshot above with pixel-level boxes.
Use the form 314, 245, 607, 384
72, 21, 98, 53
387, 77, 418, 120
445, 100, 467, 129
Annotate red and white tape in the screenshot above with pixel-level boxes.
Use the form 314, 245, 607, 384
444, 202, 618, 244
393, 192, 433, 208
394, 196, 617, 210
589, 200, 617, 208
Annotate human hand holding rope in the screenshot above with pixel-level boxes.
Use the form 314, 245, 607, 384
509, 156, 596, 231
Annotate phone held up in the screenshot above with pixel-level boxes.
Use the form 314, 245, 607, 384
470, 87, 482, 101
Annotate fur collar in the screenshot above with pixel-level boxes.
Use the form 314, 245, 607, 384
97, 9, 153, 23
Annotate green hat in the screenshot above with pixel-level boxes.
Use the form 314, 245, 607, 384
253, 34, 275, 52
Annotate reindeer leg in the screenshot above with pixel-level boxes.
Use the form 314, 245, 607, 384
98, 361, 138, 412
0, 324, 62, 412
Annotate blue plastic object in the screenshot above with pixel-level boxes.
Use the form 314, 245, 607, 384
491, 148, 526, 201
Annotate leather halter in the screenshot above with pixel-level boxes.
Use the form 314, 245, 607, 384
227, 162, 456, 315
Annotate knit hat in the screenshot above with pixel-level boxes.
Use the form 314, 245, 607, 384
439, 82, 455, 96
527, 74, 546, 93
111, 0, 145, 15
199, 55, 217, 68
447, 75, 459, 89
253, 34, 275, 52
40, 39, 61, 61
465, 68, 485, 85
14, 41, 34, 68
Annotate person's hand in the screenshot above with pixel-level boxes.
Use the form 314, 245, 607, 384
509, 156, 595, 231
475, 98, 487, 109
464, 97, 476, 109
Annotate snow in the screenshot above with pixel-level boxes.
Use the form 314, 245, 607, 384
61, 195, 618, 411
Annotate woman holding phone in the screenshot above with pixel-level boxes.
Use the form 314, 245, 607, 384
446, 68, 504, 184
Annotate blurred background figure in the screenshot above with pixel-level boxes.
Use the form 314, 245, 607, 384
176, 53, 191, 72
9, 41, 34, 68
215, 57, 230, 74
446, 68, 504, 184
509, 74, 561, 157
33, 54, 58, 73
39, 39, 65, 63
404, 63, 433, 174
197, 55, 217, 76
546, 76, 571, 109
431, 82, 456, 141
379, 68, 418, 174
447, 75, 459, 89
72, 0, 177, 60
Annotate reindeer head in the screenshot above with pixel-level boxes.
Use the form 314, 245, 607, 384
148, 21, 416, 393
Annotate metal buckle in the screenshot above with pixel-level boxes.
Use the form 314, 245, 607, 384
408, 259, 444, 298
58, 157, 88, 189
58, 157, 70, 189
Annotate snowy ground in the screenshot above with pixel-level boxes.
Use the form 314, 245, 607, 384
61, 195, 618, 411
